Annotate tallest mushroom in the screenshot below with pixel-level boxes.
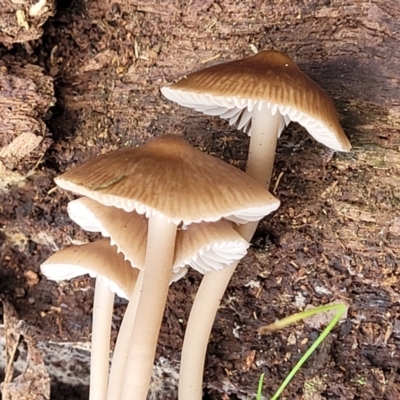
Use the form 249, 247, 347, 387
54, 135, 279, 400
162, 50, 352, 399
161, 49, 351, 187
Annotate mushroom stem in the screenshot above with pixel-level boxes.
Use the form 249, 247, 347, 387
178, 221, 258, 400
178, 263, 235, 399
106, 271, 144, 400
179, 103, 281, 400
119, 213, 177, 400
246, 101, 283, 188
89, 276, 115, 400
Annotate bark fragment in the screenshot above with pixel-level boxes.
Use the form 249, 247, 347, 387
0, 61, 54, 181
1, 300, 50, 400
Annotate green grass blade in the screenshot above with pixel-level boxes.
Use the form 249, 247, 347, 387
257, 303, 347, 400
259, 303, 346, 334
270, 305, 346, 399
256, 373, 265, 400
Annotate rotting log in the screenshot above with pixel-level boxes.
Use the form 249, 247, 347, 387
0, 0, 55, 47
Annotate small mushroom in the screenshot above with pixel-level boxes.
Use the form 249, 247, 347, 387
40, 239, 138, 400
67, 196, 250, 400
161, 49, 351, 188
54, 135, 279, 400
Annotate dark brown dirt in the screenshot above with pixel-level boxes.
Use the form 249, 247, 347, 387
0, 0, 400, 399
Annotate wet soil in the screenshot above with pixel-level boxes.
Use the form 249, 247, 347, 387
0, 0, 400, 399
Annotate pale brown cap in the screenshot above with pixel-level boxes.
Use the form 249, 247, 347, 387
55, 135, 280, 225
161, 50, 351, 151
68, 197, 249, 276
40, 239, 138, 299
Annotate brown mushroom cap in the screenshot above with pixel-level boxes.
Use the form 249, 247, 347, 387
161, 50, 351, 151
68, 197, 249, 276
40, 239, 138, 299
55, 135, 280, 225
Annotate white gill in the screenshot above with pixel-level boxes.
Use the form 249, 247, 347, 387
161, 87, 345, 151
174, 240, 249, 275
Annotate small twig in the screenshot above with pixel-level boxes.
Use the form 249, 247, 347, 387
200, 54, 221, 64
272, 171, 284, 194
90, 174, 126, 191
47, 186, 58, 195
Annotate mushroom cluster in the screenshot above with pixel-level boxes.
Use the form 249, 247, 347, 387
41, 50, 350, 400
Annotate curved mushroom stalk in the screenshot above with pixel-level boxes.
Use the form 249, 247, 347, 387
119, 213, 177, 400
178, 221, 258, 400
178, 262, 235, 399
106, 270, 144, 400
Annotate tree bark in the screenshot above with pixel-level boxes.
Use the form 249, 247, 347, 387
0, 59, 54, 186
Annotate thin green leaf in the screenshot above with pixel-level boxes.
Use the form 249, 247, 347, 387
256, 373, 265, 400
256, 303, 348, 400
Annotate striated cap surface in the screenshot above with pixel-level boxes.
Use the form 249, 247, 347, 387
161, 50, 351, 151
56, 135, 280, 225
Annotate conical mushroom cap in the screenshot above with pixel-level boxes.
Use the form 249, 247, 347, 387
68, 197, 250, 275
56, 135, 280, 225
161, 50, 351, 151
40, 239, 138, 299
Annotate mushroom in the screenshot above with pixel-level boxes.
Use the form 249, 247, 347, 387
54, 134, 279, 400
40, 239, 138, 400
161, 51, 351, 398
67, 196, 252, 400
161, 49, 351, 188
